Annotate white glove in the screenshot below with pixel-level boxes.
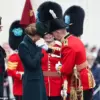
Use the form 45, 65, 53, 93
55, 61, 62, 73
19, 72, 24, 76
35, 38, 44, 47
16, 71, 24, 80
61, 89, 67, 98
19, 72, 24, 80
41, 43, 48, 51
36, 38, 48, 50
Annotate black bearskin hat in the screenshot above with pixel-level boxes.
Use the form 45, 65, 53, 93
37, 1, 66, 33
48, 18, 66, 33
9, 20, 25, 50
64, 5, 85, 37
37, 1, 63, 22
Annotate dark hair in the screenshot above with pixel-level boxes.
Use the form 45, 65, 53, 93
25, 24, 37, 36
25, 23, 45, 37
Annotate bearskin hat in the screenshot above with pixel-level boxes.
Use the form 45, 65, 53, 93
48, 18, 66, 33
64, 5, 85, 37
37, 1, 66, 33
37, 1, 63, 22
9, 20, 25, 50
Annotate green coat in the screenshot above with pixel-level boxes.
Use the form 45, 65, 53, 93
18, 35, 48, 100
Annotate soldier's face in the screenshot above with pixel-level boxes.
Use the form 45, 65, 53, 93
52, 30, 62, 41
44, 34, 54, 43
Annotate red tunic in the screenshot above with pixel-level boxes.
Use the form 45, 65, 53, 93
7, 53, 24, 96
41, 41, 62, 96
60, 34, 95, 93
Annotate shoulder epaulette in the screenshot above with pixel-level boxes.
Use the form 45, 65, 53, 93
63, 39, 68, 46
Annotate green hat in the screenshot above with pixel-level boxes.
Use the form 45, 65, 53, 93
36, 22, 48, 37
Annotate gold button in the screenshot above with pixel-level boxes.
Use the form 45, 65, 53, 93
48, 66, 50, 68
48, 61, 50, 64
48, 64, 50, 66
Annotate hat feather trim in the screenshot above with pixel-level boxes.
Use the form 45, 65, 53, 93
49, 9, 57, 19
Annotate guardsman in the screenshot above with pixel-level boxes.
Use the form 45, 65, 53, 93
37, 2, 95, 100
7, 20, 25, 100
41, 33, 62, 100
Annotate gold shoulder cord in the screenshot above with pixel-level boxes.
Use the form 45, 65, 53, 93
70, 66, 83, 100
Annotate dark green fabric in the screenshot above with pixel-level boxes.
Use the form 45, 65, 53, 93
0, 74, 4, 97
36, 22, 48, 37
18, 35, 48, 100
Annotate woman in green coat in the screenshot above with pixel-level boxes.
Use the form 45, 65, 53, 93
18, 24, 48, 100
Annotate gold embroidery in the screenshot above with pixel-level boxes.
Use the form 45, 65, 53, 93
63, 39, 68, 46
7, 66, 16, 70
8, 64, 18, 67
49, 46, 61, 52
8, 64, 17, 68
88, 69, 95, 88
8, 61, 18, 65
70, 66, 84, 100
7, 61, 18, 70
88, 70, 96, 88
61, 32, 70, 42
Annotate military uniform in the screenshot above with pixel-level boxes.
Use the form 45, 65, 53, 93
7, 20, 25, 100
48, 33, 95, 100
62, 6, 96, 100
7, 53, 24, 96
60, 34, 95, 99
42, 41, 62, 100
37, 2, 96, 100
